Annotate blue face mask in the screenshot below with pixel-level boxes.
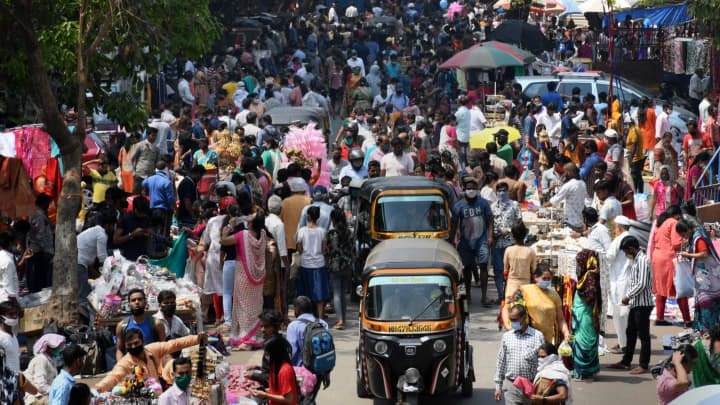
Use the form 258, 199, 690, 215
511, 321, 523, 331
538, 280, 552, 289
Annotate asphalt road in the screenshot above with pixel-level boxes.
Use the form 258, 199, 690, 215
224, 290, 676, 405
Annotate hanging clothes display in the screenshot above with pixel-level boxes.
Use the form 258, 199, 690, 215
0, 157, 36, 218
662, 38, 712, 75
13, 127, 51, 181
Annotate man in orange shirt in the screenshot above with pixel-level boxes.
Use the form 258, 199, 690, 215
639, 98, 657, 166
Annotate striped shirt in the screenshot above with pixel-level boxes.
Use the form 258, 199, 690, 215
626, 250, 654, 308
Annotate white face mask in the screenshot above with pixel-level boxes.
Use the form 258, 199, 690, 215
465, 189, 478, 199
3, 317, 18, 327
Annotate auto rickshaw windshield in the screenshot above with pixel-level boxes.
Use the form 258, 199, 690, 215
373, 195, 448, 232
365, 275, 454, 321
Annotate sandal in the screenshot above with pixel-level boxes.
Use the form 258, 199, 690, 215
607, 362, 630, 370
332, 322, 346, 330
629, 367, 648, 375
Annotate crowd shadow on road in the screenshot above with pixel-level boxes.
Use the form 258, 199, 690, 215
368, 387, 495, 405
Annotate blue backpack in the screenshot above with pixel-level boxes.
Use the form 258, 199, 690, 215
300, 319, 336, 375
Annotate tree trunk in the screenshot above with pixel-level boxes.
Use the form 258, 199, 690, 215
19, 10, 84, 325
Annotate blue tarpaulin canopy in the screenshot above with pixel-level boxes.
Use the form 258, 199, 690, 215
602, 3, 691, 28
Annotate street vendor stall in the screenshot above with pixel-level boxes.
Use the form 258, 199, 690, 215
88, 252, 202, 330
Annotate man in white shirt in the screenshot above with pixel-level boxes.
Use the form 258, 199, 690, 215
153, 290, 191, 338
149, 112, 173, 157
328, 3, 339, 25
77, 211, 116, 320
536, 103, 562, 146
454, 96, 471, 166
345, 4, 359, 18
699, 91, 713, 131
346, 50, 365, 77
177, 71, 195, 108
604, 129, 623, 171
469, 99, 487, 133
541, 155, 569, 202
0, 232, 19, 306
655, 103, 672, 141
545, 163, 588, 232
605, 216, 632, 353
689, 68, 710, 112
380, 137, 414, 176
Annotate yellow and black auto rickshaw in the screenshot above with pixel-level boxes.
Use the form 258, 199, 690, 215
355, 238, 474, 404
356, 176, 454, 243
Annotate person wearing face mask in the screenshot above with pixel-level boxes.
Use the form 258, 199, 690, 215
545, 163, 588, 233
48, 344, 86, 405
114, 288, 166, 361
338, 148, 368, 181
605, 216, 633, 355
451, 177, 494, 304
96, 328, 207, 392
153, 290, 190, 340
0, 301, 22, 373
327, 147, 349, 187
511, 266, 570, 346
682, 119, 714, 169
380, 136, 414, 177
493, 304, 545, 403
531, 343, 573, 404
608, 236, 653, 375
648, 165, 682, 221
491, 181, 521, 303
24, 333, 66, 404
158, 357, 193, 405
540, 155, 569, 203
338, 122, 362, 161
367, 135, 390, 166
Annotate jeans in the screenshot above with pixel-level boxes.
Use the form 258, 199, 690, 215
222, 260, 236, 325
458, 141, 469, 168
629, 158, 645, 193
492, 246, 507, 299
78, 264, 90, 309
458, 241, 489, 300
330, 272, 348, 323
622, 306, 652, 369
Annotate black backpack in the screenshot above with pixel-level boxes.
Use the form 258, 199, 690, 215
299, 319, 336, 375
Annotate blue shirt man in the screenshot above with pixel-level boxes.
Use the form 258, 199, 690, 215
142, 167, 176, 211
49, 344, 86, 405
541, 82, 564, 111
580, 141, 603, 179
287, 297, 329, 367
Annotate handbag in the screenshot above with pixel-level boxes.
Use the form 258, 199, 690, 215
673, 256, 695, 298
290, 251, 301, 280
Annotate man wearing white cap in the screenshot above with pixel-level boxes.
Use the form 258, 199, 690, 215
605, 215, 633, 354
604, 129, 623, 172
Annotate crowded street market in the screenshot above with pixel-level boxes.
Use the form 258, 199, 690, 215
1, 0, 720, 404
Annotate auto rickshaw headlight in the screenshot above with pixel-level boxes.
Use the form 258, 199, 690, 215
374, 341, 388, 355
405, 368, 421, 384
433, 339, 447, 353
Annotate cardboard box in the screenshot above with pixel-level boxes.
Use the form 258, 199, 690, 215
19, 304, 46, 334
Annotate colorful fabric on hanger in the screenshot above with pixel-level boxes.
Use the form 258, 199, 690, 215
13, 127, 51, 181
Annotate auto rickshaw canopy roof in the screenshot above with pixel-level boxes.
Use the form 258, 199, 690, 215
358, 176, 455, 203
363, 238, 463, 280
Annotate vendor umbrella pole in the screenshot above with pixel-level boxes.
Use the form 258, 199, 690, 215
607, 3, 615, 126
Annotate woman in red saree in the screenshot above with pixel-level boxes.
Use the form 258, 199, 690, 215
221, 211, 268, 350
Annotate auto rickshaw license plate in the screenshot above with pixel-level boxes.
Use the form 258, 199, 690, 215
387, 324, 433, 333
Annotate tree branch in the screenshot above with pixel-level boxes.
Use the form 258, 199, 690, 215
86, 8, 113, 58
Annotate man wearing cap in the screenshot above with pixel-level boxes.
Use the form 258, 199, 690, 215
605, 215, 633, 354
297, 186, 333, 231
451, 176, 494, 304
603, 129, 623, 171
280, 178, 312, 252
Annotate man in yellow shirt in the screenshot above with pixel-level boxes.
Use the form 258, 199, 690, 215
86, 157, 117, 205
626, 122, 645, 193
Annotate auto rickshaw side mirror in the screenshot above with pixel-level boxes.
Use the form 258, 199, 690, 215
356, 285, 363, 297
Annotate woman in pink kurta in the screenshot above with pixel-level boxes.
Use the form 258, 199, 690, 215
220, 212, 268, 350
650, 206, 690, 325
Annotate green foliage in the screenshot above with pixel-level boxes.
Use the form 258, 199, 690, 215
0, 0, 221, 128
688, 1, 720, 44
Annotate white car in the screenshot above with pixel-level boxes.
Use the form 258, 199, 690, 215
514, 71, 696, 136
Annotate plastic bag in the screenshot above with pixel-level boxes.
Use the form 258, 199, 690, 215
673, 256, 694, 298
634, 192, 650, 222
558, 340, 572, 357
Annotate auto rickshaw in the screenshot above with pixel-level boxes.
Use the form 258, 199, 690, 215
356, 176, 454, 243
351, 177, 455, 289
355, 239, 474, 404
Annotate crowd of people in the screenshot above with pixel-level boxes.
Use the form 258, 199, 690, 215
1, 1, 720, 404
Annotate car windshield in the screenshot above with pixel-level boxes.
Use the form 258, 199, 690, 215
365, 275, 454, 321
373, 195, 448, 233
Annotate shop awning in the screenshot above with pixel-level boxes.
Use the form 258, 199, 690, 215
601, 3, 692, 28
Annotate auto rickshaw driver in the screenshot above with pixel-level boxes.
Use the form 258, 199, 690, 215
380, 286, 429, 320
